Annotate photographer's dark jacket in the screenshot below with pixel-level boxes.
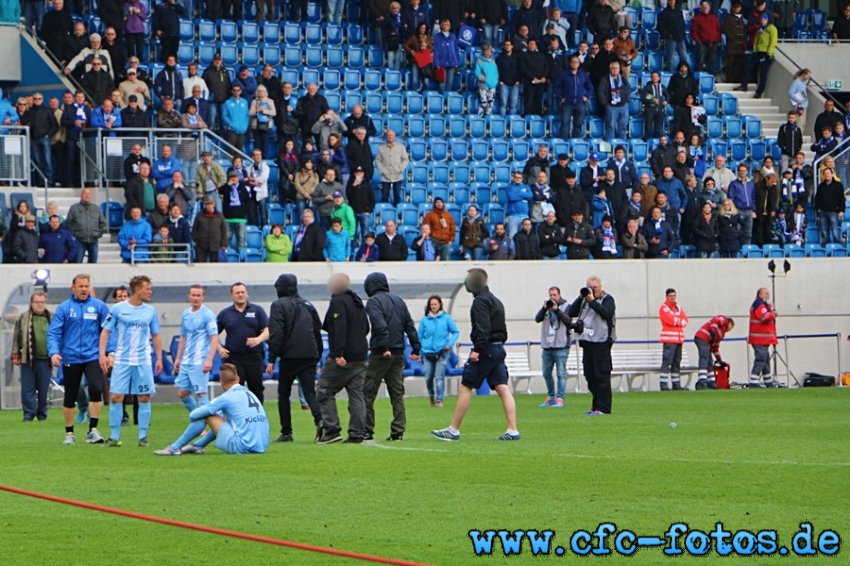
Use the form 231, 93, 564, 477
568, 293, 616, 346
268, 274, 323, 364
535, 298, 571, 350
364, 272, 421, 356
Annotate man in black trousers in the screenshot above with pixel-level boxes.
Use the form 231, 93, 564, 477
216, 283, 269, 403
568, 275, 616, 415
363, 272, 421, 442
267, 274, 324, 443
316, 274, 371, 444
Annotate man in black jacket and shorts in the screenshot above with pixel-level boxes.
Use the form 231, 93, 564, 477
266, 274, 324, 443
432, 269, 520, 441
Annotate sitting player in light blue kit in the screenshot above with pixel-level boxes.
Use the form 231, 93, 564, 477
155, 363, 270, 455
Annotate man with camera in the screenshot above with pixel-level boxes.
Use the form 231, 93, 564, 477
747, 287, 783, 388
568, 276, 616, 415
535, 287, 572, 408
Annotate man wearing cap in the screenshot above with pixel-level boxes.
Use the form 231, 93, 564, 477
233, 65, 258, 104
331, 191, 356, 242
580, 153, 606, 205
120, 94, 149, 128
202, 54, 232, 133
118, 67, 151, 110
735, 12, 776, 99
11, 215, 40, 264
554, 54, 594, 140
312, 169, 344, 231
197, 151, 226, 212
556, 168, 587, 225
223, 84, 249, 152
550, 153, 573, 191
219, 169, 250, 249
376, 129, 409, 206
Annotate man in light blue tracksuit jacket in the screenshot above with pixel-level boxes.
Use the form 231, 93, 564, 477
505, 171, 534, 239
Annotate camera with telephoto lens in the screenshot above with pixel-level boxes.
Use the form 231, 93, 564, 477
570, 319, 585, 334
580, 287, 591, 298
545, 299, 555, 309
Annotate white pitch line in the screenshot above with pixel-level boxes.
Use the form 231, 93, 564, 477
365, 443, 450, 453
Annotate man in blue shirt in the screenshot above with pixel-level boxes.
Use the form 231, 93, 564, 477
99, 275, 163, 447
155, 363, 269, 455
727, 163, 756, 245
217, 283, 269, 403
47, 274, 111, 445
505, 171, 534, 239
174, 285, 219, 415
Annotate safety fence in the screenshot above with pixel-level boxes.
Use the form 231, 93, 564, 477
0, 126, 31, 186
129, 243, 193, 266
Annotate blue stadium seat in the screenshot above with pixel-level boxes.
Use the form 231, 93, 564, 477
447, 93, 465, 114
697, 72, 715, 94
492, 164, 511, 184
784, 243, 805, 257
242, 44, 259, 66
386, 115, 404, 136
491, 139, 509, 162
489, 115, 506, 138
630, 140, 648, 163
409, 138, 427, 161
281, 68, 298, 86
430, 139, 448, 162
326, 23, 343, 45
407, 115, 425, 138
749, 139, 766, 161
220, 21, 238, 43
262, 44, 280, 66
323, 46, 343, 68
342, 70, 361, 91
284, 46, 301, 67
302, 68, 320, 86
719, 92, 738, 116
425, 92, 443, 114
742, 244, 763, 258
409, 184, 427, 204
508, 116, 526, 139
647, 49, 663, 71
472, 162, 490, 183
219, 43, 238, 66
398, 203, 419, 225
794, 11, 809, 30
385, 70, 402, 91
471, 139, 489, 161
706, 117, 723, 139
367, 45, 385, 68
526, 116, 545, 138
177, 43, 194, 64
179, 18, 194, 41
198, 42, 216, 65
826, 243, 847, 257
642, 8, 657, 29
324, 91, 341, 111
483, 203, 505, 225
571, 140, 589, 162
364, 91, 382, 113
474, 184, 492, 204
806, 243, 827, 258
451, 184, 470, 205
242, 21, 259, 44
305, 23, 322, 45
345, 46, 365, 68
246, 225, 263, 249
703, 94, 719, 116
225, 248, 240, 262
346, 23, 364, 45
428, 183, 449, 204
268, 204, 286, 226
305, 45, 323, 67
628, 117, 644, 139
811, 9, 826, 31
364, 69, 382, 91
449, 161, 470, 183
762, 244, 784, 258
430, 163, 449, 184
730, 139, 747, 162
724, 116, 742, 138
449, 138, 468, 161
710, 140, 728, 159
385, 92, 403, 114
744, 116, 762, 139
427, 115, 446, 138
405, 92, 423, 114
447, 116, 465, 139
410, 164, 428, 185
261, 21, 280, 44
374, 203, 397, 226
323, 68, 341, 90
199, 19, 217, 42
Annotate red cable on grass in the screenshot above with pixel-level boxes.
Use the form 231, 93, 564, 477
0, 485, 432, 566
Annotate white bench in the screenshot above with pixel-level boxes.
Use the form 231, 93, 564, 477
508, 349, 697, 394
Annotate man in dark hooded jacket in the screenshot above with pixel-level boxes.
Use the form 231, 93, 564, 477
316, 273, 370, 444
267, 274, 324, 443
363, 272, 421, 442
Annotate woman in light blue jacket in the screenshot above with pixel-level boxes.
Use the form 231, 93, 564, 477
417, 295, 459, 407
473, 44, 499, 116
788, 68, 810, 131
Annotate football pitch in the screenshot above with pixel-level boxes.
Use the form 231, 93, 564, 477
1, 388, 848, 565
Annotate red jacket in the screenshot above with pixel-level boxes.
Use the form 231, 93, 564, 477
748, 298, 778, 345
694, 315, 731, 355
691, 13, 722, 46
659, 300, 689, 344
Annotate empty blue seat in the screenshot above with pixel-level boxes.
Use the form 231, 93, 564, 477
398, 203, 419, 225
642, 8, 657, 29
762, 244, 784, 258
474, 185, 492, 204
261, 21, 280, 44
386, 92, 403, 114
220, 21, 238, 43
347, 46, 365, 68
742, 244, 763, 258
409, 184, 427, 204
744, 116, 762, 139
589, 118, 605, 139
374, 203, 397, 226
805, 243, 826, 258
176, 43, 194, 64
628, 117, 644, 139
405, 92, 423, 114
410, 164, 428, 185
447, 116, 465, 138
302, 68, 320, 85
407, 115, 425, 138
483, 203, 505, 225
367, 45, 385, 67
343, 70, 361, 91
281, 68, 298, 86
630, 140, 648, 163
450, 161, 470, 183
430, 163, 449, 184
284, 46, 302, 67
305, 45, 323, 67
427, 115, 446, 138
242, 21, 259, 44
198, 42, 216, 65
492, 164, 511, 184
305, 23, 322, 44
346, 23, 364, 45
219, 43, 238, 66
430, 139, 448, 162
447, 93, 464, 114
508, 116, 526, 139
324, 91, 341, 111
706, 117, 723, 139
512, 140, 530, 161
409, 138, 427, 161
725, 116, 742, 138
385, 69, 402, 91
283, 22, 301, 44
719, 92, 738, 116
326, 23, 343, 45
242, 44, 259, 66
364, 91, 382, 113
698, 72, 715, 94
730, 139, 747, 162
749, 139, 766, 161
199, 19, 217, 42
471, 139, 489, 161
647, 49, 663, 71
449, 138, 468, 161
811, 9, 826, 31
246, 225, 263, 249
491, 139, 509, 162
784, 243, 805, 258
323, 68, 341, 90
451, 184, 470, 205
703, 94, 719, 116
179, 18, 194, 41
262, 44, 280, 66
489, 116, 506, 138
826, 243, 847, 257
364, 69, 382, 91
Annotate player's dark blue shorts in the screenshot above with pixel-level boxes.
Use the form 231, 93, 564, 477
461, 343, 509, 390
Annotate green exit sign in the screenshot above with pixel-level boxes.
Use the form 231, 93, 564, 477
827, 80, 843, 89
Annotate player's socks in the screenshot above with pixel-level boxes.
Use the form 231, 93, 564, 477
89, 417, 99, 432
170, 419, 207, 451
447, 426, 459, 435
194, 431, 216, 448
138, 402, 152, 440
109, 402, 123, 440
197, 395, 209, 408
181, 396, 197, 412
65, 426, 73, 434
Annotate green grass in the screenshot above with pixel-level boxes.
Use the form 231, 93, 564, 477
1, 389, 849, 565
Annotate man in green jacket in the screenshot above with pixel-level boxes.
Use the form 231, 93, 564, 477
331, 191, 356, 243
735, 14, 777, 99
12, 291, 53, 421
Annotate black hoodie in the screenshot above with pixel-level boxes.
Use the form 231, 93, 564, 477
465, 278, 508, 353
364, 273, 420, 356
268, 274, 324, 364
323, 289, 370, 362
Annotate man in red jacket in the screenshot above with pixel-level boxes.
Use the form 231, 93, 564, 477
694, 315, 735, 390
691, 2, 722, 73
747, 287, 782, 388
659, 288, 689, 390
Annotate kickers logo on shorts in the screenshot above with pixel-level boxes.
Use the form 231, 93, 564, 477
244, 415, 267, 423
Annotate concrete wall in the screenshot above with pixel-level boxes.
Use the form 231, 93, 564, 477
0, 26, 21, 82
1, 258, 848, 408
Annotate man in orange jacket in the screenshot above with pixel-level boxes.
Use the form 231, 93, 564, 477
694, 315, 734, 390
659, 288, 689, 390
747, 287, 783, 388
423, 197, 457, 261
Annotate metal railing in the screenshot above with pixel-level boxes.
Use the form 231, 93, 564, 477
79, 128, 250, 199
774, 44, 846, 113
0, 126, 31, 186
812, 136, 850, 188
129, 243, 193, 265
457, 332, 844, 389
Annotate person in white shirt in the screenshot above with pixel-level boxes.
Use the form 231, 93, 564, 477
182, 63, 209, 100
247, 148, 270, 227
